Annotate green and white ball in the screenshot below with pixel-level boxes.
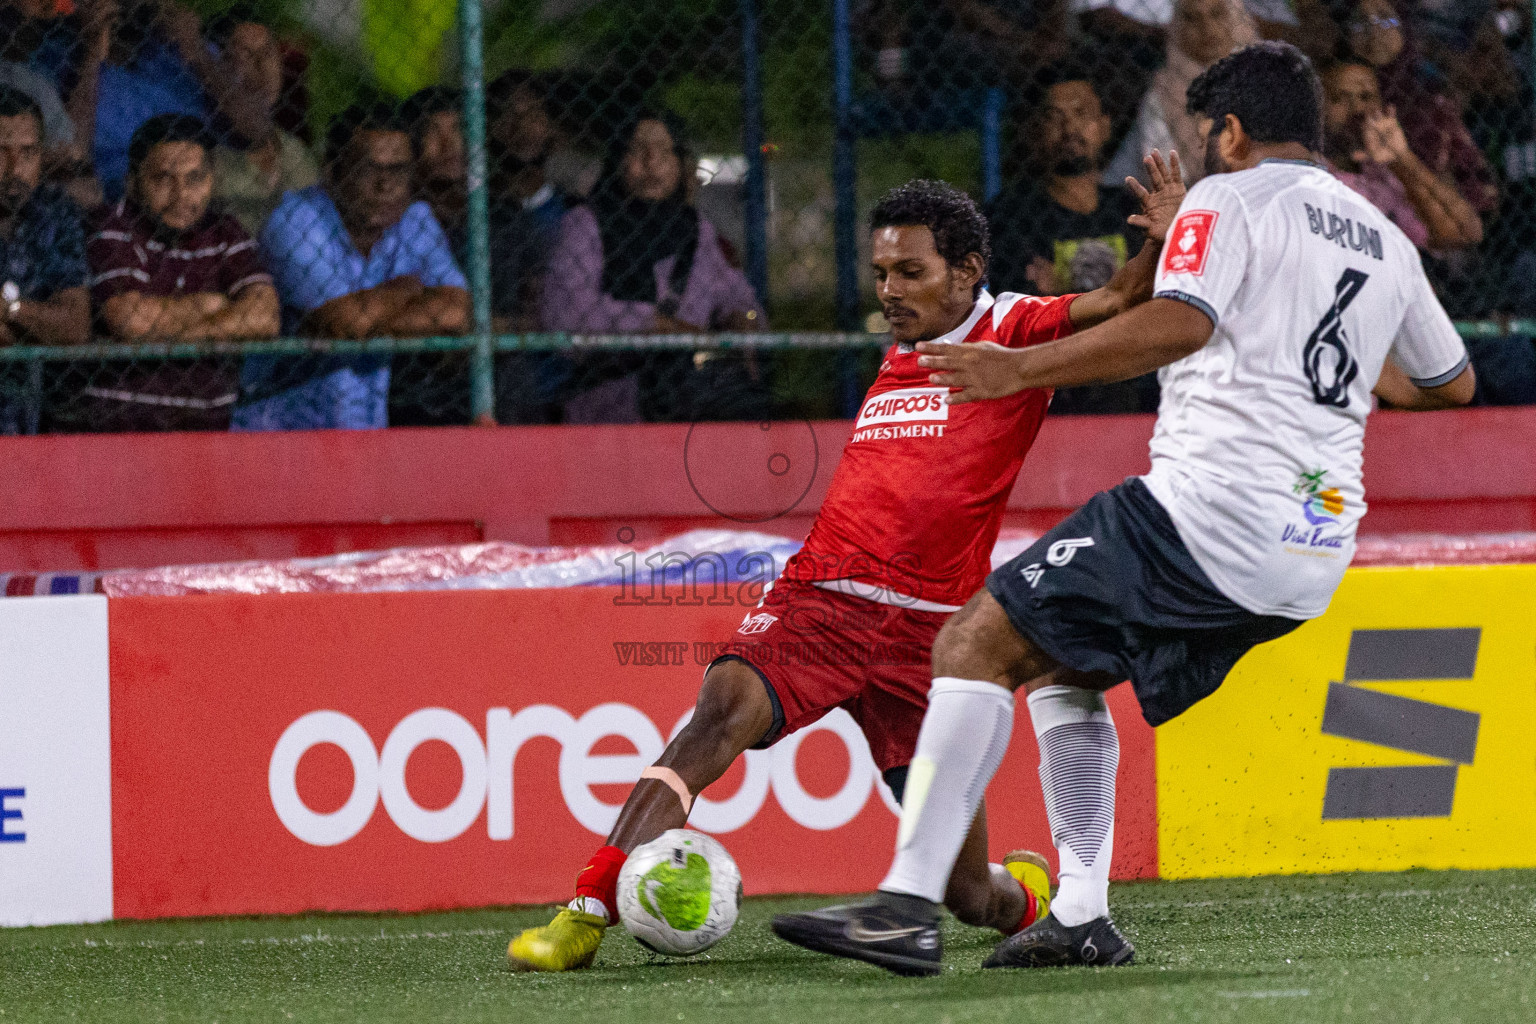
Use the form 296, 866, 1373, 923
617, 829, 741, 956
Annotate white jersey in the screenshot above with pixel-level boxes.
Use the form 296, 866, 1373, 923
1143, 159, 1468, 619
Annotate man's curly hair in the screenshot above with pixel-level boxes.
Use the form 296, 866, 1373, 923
870, 180, 991, 298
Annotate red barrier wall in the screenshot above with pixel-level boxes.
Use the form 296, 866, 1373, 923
107, 588, 1157, 918
4, 407, 1535, 571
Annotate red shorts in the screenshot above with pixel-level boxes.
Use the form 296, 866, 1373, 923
715, 579, 948, 772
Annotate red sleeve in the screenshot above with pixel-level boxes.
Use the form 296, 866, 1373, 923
994, 293, 1079, 349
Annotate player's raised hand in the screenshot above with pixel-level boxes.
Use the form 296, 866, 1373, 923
1126, 149, 1185, 242
915, 340, 1028, 405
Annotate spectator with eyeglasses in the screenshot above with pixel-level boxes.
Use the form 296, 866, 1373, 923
233, 100, 468, 431
1321, 59, 1483, 252
1339, 0, 1498, 219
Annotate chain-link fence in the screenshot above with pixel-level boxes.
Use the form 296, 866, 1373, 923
0, 0, 1534, 435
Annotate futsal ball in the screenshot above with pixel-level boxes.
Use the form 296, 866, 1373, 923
617, 829, 742, 956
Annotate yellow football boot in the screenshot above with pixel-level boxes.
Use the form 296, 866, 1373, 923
506, 908, 608, 972
1003, 849, 1053, 927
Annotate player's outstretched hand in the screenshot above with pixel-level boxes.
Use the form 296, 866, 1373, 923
1126, 149, 1185, 242
916, 340, 1027, 405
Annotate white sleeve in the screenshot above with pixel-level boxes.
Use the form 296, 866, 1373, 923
1389, 259, 1470, 387
1153, 178, 1252, 326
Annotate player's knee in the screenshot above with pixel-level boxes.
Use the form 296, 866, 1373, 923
931, 593, 1005, 679
932, 591, 1049, 689
686, 659, 775, 749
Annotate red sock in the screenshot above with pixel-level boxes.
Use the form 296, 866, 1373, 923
573, 845, 627, 925
1005, 880, 1040, 936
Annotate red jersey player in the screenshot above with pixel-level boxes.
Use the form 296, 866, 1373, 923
509, 155, 1185, 972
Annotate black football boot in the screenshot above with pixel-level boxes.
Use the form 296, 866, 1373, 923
982, 912, 1134, 968
771, 891, 943, 977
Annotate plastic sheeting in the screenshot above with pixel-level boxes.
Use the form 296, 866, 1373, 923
12, 529, 1536, 599
100, 530, 804, 598
1351, 532, 1536, 567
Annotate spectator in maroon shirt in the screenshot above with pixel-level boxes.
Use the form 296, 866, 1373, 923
1322, 60, 1483, 251
63, 113, 278, 431
1340, 0, 1499, 217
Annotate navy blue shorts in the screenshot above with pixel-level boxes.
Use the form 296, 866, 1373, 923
985, 478, 1303, 727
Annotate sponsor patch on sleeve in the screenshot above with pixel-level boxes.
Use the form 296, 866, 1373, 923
1162, 210, 1218, 277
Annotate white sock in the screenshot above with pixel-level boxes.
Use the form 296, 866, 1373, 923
1027, 685, 1118, 927
880, 677, 1014, 903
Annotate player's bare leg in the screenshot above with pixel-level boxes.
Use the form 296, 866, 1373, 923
508, 657, 773, 971
944, 802, 1048, 935
606, 657, 775, 850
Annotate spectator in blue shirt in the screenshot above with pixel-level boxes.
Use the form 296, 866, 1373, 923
232, 100, 469, 431
70, 1, 277, 201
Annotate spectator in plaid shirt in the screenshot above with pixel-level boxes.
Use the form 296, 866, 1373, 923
64, 113, 277, 432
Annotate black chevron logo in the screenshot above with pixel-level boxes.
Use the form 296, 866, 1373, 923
1320, 628, 1481, 820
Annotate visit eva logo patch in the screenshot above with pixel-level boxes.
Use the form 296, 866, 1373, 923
1162, 210, 1218, 277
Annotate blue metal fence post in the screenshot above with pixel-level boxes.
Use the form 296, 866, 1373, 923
982, 87, 1004, 204
740, 0, 769, 305
832, 0, 862, 415
459, 0, 495, 425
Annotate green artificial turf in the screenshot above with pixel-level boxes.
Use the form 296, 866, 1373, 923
6, 869, 1534, 1024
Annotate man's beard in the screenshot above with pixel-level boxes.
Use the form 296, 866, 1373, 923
1323, 126, 1360, 168
1203, 129, 1231, 177
501, 143, 550, 176
1051, 154, 1095, 177
0, 182, 31, 218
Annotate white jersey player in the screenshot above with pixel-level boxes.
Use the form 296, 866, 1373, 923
772, 41, 1473, 977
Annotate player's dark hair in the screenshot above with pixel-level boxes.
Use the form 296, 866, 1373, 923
1187, 41, 1325, 153
325, 99, 410, 169
128, 114, 215, 177
870, 180, 991, 298
0, 85, 42, 132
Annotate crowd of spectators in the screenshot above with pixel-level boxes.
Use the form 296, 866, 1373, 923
0, 0, 1532, 433
0, 0, 766, 431
886, 0, 1536, 409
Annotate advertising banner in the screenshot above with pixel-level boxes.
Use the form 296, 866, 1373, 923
0, 596, 112, 926
107, 587, 1156, 920
1157, 565, 1536, 879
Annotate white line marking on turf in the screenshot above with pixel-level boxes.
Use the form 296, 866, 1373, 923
1115, 884, 1534, 911
1217, 990, 1312, 999
71, 928, 504, 950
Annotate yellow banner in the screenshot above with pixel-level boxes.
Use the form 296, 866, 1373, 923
1157, 565, 1536, 879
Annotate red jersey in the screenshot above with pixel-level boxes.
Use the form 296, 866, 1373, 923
782, 290, 1078, 608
